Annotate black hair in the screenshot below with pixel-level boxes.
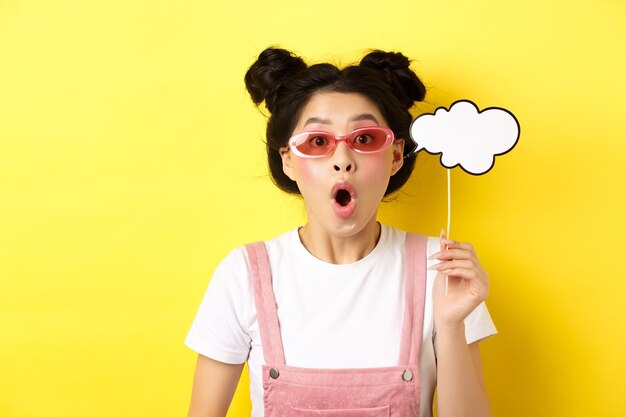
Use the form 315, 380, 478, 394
244, 47, 426, 195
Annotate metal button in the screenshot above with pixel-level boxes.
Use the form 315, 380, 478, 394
269, 368, 280, 379
402, 370, 413, 382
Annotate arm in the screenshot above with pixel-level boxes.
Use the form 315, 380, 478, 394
435, 332, 490, 417
430, 238, 492, 417
187, 354, 244, 417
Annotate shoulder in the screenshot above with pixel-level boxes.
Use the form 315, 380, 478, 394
205, 228, 301, 297
217, 228, 299, 274
262, 227, 301, 257
210, 246, 249, 290
382, 224, 439, 256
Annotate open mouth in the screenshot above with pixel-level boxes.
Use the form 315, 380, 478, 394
331, 182, 356, 218
335, 189, 352, 207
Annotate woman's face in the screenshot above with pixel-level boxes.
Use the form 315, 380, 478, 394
280, 91, 404, 239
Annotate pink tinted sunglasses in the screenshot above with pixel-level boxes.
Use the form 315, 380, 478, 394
287, 126, 395, 158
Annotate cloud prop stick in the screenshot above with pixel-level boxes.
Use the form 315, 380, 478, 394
408, 100, 520, 294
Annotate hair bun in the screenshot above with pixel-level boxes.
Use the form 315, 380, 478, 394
359, 50, 426, 108
244, 48, 307, 113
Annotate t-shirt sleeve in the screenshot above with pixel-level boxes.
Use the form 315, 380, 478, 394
184, 248, 253, 364
463, 301, 497, 344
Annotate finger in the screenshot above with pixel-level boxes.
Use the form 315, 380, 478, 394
443, 266, 489, 289
428, 248, 476, 261
429, 259, 489, 286
439, 229, 447, 253
438, 266, 479, 281
443, 269, 490, 296
441, 239, 476, 253
428, 259, 474, 271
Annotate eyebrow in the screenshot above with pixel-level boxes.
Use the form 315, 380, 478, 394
302, 113, 380, 127
349, 113, 379, 124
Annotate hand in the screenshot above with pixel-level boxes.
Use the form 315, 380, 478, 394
429, 235, 490, 329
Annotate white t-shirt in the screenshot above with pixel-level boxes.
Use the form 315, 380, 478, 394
185, 224, 497, 417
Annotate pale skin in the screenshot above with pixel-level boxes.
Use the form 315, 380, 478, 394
188, 92, 492, 417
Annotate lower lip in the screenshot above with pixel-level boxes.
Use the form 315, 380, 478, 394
332, 198, 356, 218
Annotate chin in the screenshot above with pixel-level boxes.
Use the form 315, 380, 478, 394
327, 214, 378, 238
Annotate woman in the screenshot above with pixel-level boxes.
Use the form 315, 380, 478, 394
186, 47, 496, 417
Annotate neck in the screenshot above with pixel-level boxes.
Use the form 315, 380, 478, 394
298, 220, 381, 264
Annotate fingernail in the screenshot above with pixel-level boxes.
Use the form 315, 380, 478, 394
428, 252, 441, 260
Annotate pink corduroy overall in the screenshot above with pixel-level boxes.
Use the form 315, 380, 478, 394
244, 233, 427, 417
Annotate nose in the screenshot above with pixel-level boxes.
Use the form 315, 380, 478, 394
332, 140, 354, 172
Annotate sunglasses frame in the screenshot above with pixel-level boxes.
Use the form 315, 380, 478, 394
286, 126, 395, 158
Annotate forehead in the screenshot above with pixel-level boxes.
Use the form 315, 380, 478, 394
295, 92, 387, 130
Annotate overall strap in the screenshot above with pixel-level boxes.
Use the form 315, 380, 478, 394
245, 242, 286, 365
398, 233, 428, 366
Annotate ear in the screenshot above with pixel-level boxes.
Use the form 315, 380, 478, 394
279, 146, 296, 181
390, 139, 405, 176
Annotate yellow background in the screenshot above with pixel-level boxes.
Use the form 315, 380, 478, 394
1, 0, 624, 416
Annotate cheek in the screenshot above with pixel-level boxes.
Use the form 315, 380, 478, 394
359, 155, 395, 196
294, 159, 324, 182
293, 160, 328, 203
362, 153, 394, 176
365, 157, 389, 171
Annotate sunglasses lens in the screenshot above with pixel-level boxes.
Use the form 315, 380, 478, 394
292, 133, 334, 156
289, 127, 392, 157
350, 128, 390, 152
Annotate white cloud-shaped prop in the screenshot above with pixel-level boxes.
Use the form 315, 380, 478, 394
409, 100, 520, 175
